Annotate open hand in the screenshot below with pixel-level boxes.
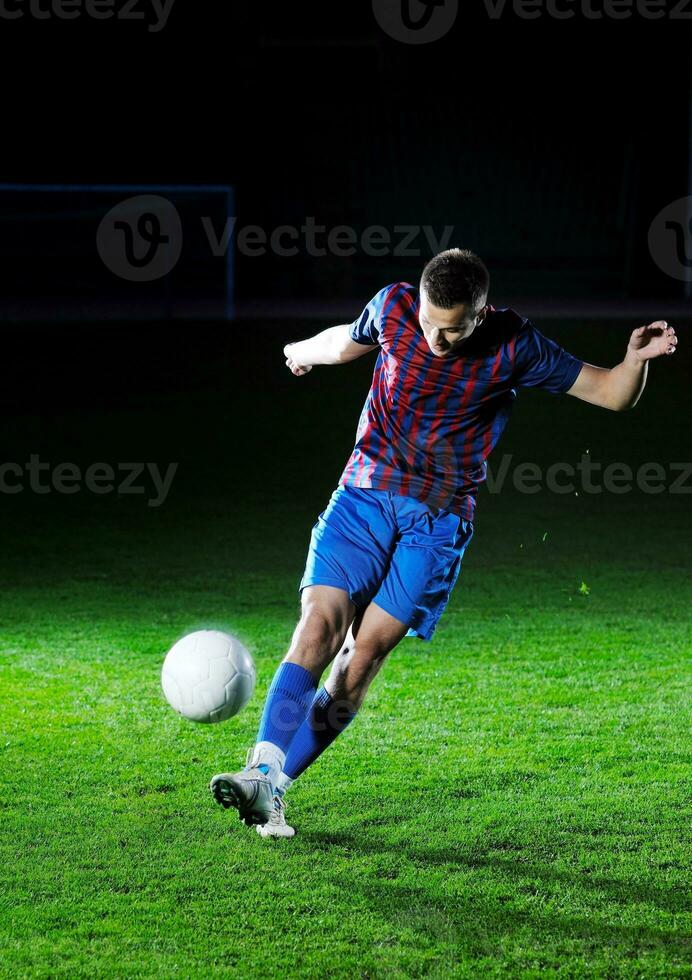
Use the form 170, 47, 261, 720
628, 321, 678, 362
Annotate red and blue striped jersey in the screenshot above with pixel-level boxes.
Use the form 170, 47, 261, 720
338, 282, 583, 520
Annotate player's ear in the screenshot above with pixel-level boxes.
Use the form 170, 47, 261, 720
476, 304, 489, 324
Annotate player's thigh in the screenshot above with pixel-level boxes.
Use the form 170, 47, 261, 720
287, 584, 358, 662
351, 599, 410, 661
373, 503, 473, 641
299, 486, 398, 609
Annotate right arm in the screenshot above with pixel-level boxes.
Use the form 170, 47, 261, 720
284, 324, 378, 376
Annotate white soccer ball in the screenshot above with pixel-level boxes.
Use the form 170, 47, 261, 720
161, 630, 255, 724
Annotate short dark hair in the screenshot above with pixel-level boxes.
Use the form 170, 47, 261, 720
420, 248, 489, 312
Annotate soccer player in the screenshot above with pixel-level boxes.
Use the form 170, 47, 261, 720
210, 248, 678, 838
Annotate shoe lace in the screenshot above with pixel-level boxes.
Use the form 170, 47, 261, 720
269, 795, 286, 824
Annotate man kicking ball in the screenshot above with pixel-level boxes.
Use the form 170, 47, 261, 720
210, 248, 678, 838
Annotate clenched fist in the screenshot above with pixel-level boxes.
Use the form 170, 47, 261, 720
284, 343, 313, 376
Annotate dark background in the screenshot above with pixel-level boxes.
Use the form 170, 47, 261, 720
2, 7, 690, 973
0, 0, 689, 487
0, 0, 690, 319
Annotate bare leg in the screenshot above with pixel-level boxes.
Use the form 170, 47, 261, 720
210, 584, 359, 825
323, 600, 410, 710
270, 601, 409, 795
283, 584, 358, 679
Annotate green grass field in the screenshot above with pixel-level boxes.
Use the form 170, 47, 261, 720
0, 320, 690, 977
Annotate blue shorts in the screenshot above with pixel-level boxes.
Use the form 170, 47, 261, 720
299, 485, 474, 641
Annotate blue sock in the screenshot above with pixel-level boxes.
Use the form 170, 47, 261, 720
255, 661, 317, 758
282, 686, 357, 781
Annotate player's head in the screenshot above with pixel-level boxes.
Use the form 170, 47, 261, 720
419, 249, 489, 357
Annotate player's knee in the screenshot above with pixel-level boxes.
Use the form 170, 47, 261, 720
336, 639, 388, 694
290, 603, 346, 662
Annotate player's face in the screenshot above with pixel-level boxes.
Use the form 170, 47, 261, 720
419, 290, 488, 357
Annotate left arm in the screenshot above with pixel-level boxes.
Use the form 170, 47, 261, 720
566, 320, 678, 411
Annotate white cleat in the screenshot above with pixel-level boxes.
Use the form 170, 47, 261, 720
256, 795, 296, 839
209, 748, 275, 827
